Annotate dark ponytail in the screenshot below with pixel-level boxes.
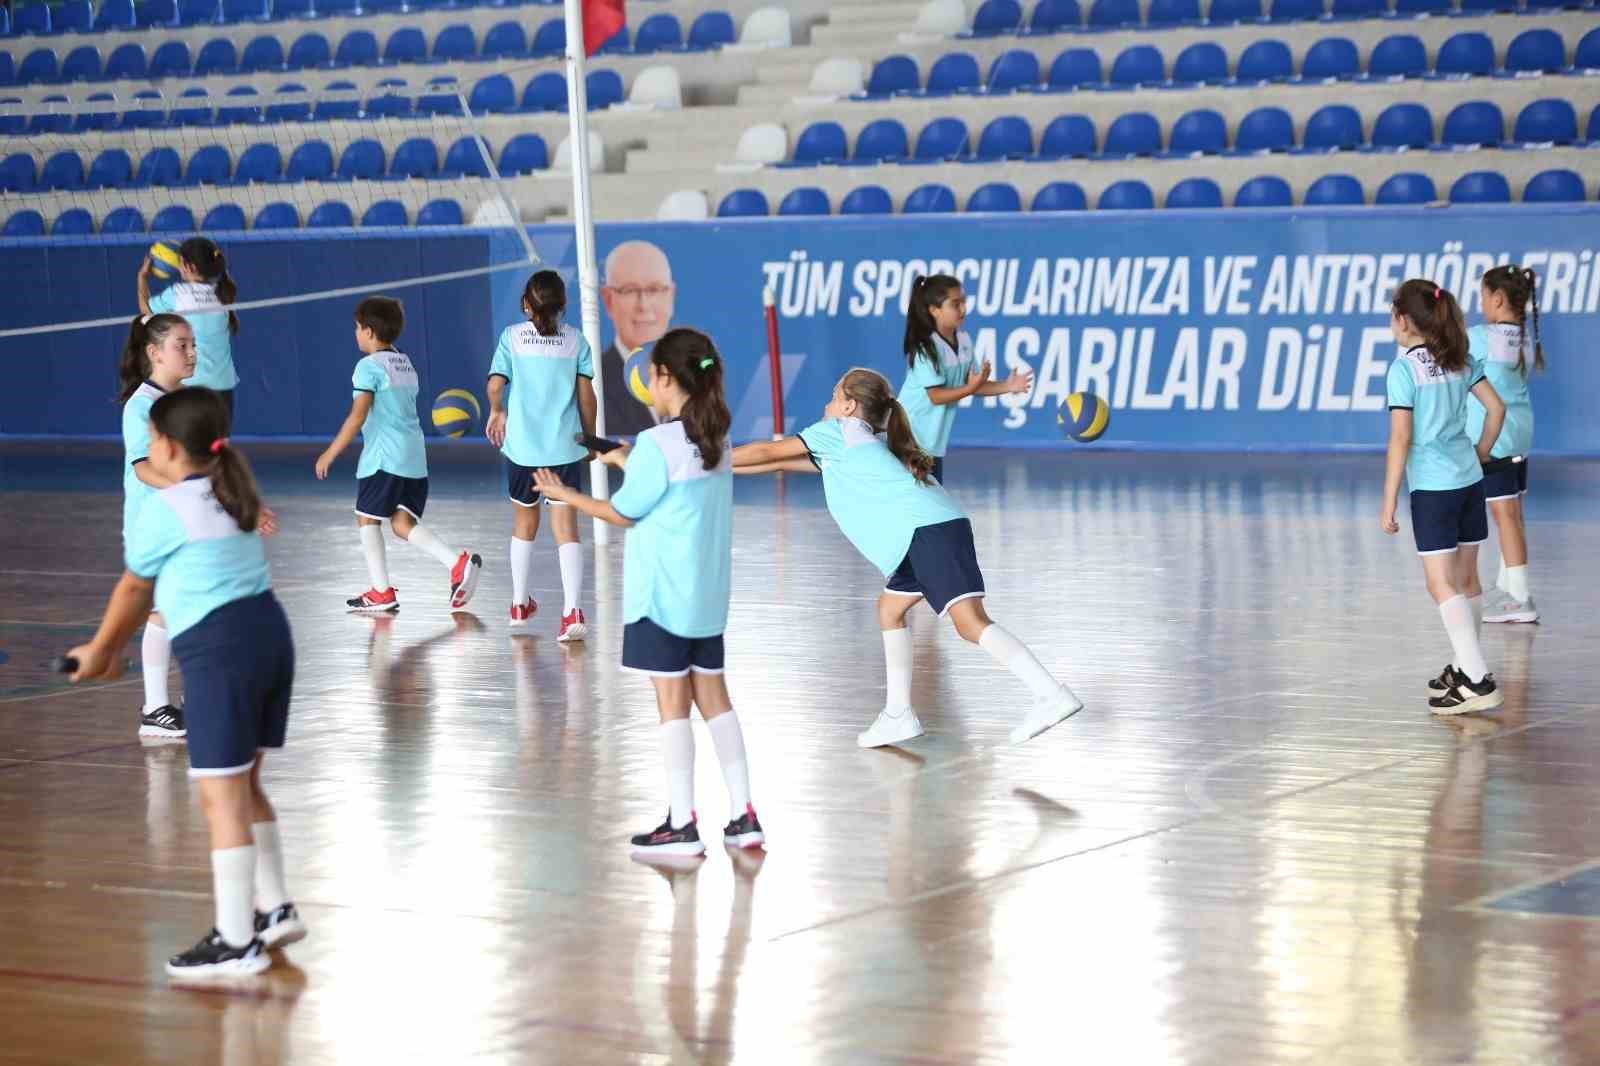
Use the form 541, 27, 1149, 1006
522, 269, 566, 337
178, 237, 240, 335
1480, 264, 1545, 376
148, 387, 261, 533
118, 313, 188, 401
839, 367, 937, 485
650, 328, 730, 470
902, 273, 961, 370
1392, 279, 1469, 374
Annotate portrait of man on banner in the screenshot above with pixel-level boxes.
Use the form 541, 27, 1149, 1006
599, 239, 676, 437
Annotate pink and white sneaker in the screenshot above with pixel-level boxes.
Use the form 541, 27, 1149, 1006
556, 608, 588, 643
448, 552, 482, 611
347, 587, 399, 614
509, 598, 537, 629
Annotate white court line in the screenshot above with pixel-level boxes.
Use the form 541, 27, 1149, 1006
1457, 856, 1600, 915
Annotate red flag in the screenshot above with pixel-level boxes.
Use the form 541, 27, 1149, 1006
582, 0, 625, 56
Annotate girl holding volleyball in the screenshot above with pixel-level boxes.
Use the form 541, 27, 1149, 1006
733, 367, 1081, 747
898, 274, 1032, 483
138, 238, 241, 415
484, 271, 598, 639
533, 329, 763, 857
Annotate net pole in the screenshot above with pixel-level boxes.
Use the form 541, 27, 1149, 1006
763, 286, 785, 441
564, 0, 612, 545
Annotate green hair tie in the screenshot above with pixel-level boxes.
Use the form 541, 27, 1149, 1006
699, 357, 715, 369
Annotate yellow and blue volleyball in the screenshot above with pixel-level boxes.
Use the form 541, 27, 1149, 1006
1057, 391, 1110, 443
148, 240, 182, 281
622, 345, 653, 406
431, 388, 481, 438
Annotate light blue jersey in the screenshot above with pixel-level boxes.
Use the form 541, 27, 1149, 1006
125, 476, 272, 640
352, 349, 428, 479
488, 322, 593, 468
1386, 345, 1486, 492
896, 330, 973, 458
612, 421, 732, 639
799, 417, 966, 576
1466, 324, 1534, 460
149, 281, 237, 391
121, 380, 165, 537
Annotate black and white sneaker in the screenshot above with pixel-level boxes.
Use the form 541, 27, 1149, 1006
139, 704, 186, 738
166, 929, 271, 979
254, 903, 307, 950
630, 814, 706, 857
722, 806, 765, 850
1429, 672, 1504, 716
1427, 664, 1459, 695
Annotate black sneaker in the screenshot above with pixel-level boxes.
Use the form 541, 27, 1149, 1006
166, 928, 271, 979
1429, 672, 1505, 716
1427, 664, 1459, 695
254, 903, 307, 950
630, 813, 706, 857
722, 805, 765, 850
139, 704, 186, 738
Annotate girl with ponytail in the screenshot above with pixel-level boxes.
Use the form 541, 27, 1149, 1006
67, 387, 305, 980
897, 274, 1032, 482
733, 368, 1084, 749
1471, 265, 1545, 624
1381, 279, 1508, 714
138, 236, 242, 415
533, 328, 765, 857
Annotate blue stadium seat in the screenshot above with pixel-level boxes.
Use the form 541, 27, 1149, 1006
1235, 107, 1293, 152
1097, 180, 1153, 210
718, 189, 769, 217
202, 203, 246, 231
688, 11, 736, 49
184, 145, 231, 186
0, 154, 36, 193
60, 47, 102, 84
1165, 177, 1222, 208
418, 84, 464, 118
265, 84, 311, 124
586, 70, 624, 109
522, 71, 566, 111
52, 209, 96, 237
1505, 30, 1565, 75
308, 201, 355, 228
867, 55, 920, 96
1304, 173, 1363, 205
1375, 172, 1436, 204
417, 199, 464, 226
217, 85, 262, 125
976, 115, 1033, 159
972, 0, 1024, 35
840, 185, 893, 215
75, 93, 119, 133
241, 37, 285, 74
150, 42, 192, 79
18, 50, 58, 86
1148, 0, 1201, 22
469, 74, 515, 114
253, 202, 299, 230
391, 138, 439, 179
222, 0, 266, 20
794, 121, 848, 164
1207, 0, 1263, 21
366, 87, 413, 119
1167, 109, 1227, 154
195, 39, 238, 76
1235, 40, 1291, 82
138, 0, 178, 26
1436, 33, 1493, 78
0, 55, 14, 89
1109, 45, 1164, 86
29, 98, 73, 136
287, 34, 330, 71
1450, 171, 1510, 204
855, 118, 909, 161
1173, 43, 1227, 85
151, 205, 197, 233
1268, 0, 1319, 20
384, 28, 427, 65
1235, 175, 1292, 207
42, 152, 86, 192
1576, 28, 1600, 71
86, 148, 132, 189
594, 25, 629, 55
915, 117, 971, 160
1048, 48, 1103, 88
179, 0, 218, 24
3, 211, 45, 238
1304, 104, 1363, 150
483, 22, 528, 60
968, 182, 1022, 212
334, 31, 378, 67
318, 0, 358, 14
273, 0, 311, 18
1523, 169, 1585, 203
233, 143, 280, 184
362, 200, 409, 227
1457, 0, 1514, 10
1032, 181, 1087, 211
313, 83, 359, 121
987, 49, 1040, 92
1038, 114, 1096, 157
1089, 0, 1139, 26
1442, 101, 1504, 147
1514, 99, 1578, 144
1372, 103, 1432, 148
285, 140, 332, 181
531, 18, 566, 57
442, 136, 489, 178
103, 206, 147, 233
1301, 38, 1358, 80
778, 187, 831, 216
1031, 0, 1083, 29
106, 44, 148, 81
134, 146, 182, 187
434, 25, 477, 61
634, 13, 683, 52
55, 0, 92, 33
1369, 35, 1426, 79
13, 3, 51, 34
498, 132, 548, 174
904, 183, 957, 213
96, 0, 137, 29
1395, 0, 1446, 11
927, 52, 981, 94
1330, 0, 1381, 16
1103, 112, 1161, 156
338, 139, 385, 179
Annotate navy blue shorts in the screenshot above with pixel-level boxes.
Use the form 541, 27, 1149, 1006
885, 518, 986, 616
1481, 456, 1528, 502
356, 472, 428, 520
508, 459, 584, 507
1411, 482, 1489, 555
622, 617, 725, 677
170, 591, 294, 776
929, 456, 945, 485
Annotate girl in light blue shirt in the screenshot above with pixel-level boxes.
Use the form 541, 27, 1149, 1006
138, 238, 241, 414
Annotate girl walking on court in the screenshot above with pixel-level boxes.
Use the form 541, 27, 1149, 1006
898, 274, 1031, 483
733, 368, 1081, 747
138, 238, 241, 415
1470, 266, 1544, 625
316, 296, 482, 614
485, 270, 598, 639
69, 388, 305, 978
1380, 280, 1507, 714
533, 329, 764, 857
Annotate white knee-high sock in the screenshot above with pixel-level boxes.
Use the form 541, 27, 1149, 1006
212, 845, 257, 947
141, 622, 171, 713
707, 710, 752, 815
1504, 564, 1530, 602
1440, 595, 1489, 682
510, 536, 535, 606
251, 821, 289, 911
1469, 592, 1483, 639
558, 542, 584, 613
406, 523, 459, 569
881, 628, 913, 711
660, 718, 695, 829
359, 524, 389, 591
978, 624, 1064, 700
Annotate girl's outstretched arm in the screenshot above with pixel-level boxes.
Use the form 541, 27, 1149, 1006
737, 457, 818, 475
732, 437, 810, 471
533, 468, 634, 527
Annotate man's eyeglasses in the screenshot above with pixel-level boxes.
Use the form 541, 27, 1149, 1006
607, 285, 673, 301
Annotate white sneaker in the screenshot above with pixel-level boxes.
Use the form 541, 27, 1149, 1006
1483, 590, 1538, 624
1010, 687, 1084, 745
857, 707, 924, 749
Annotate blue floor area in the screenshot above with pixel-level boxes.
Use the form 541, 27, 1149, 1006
1485, 866, 1600, 920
